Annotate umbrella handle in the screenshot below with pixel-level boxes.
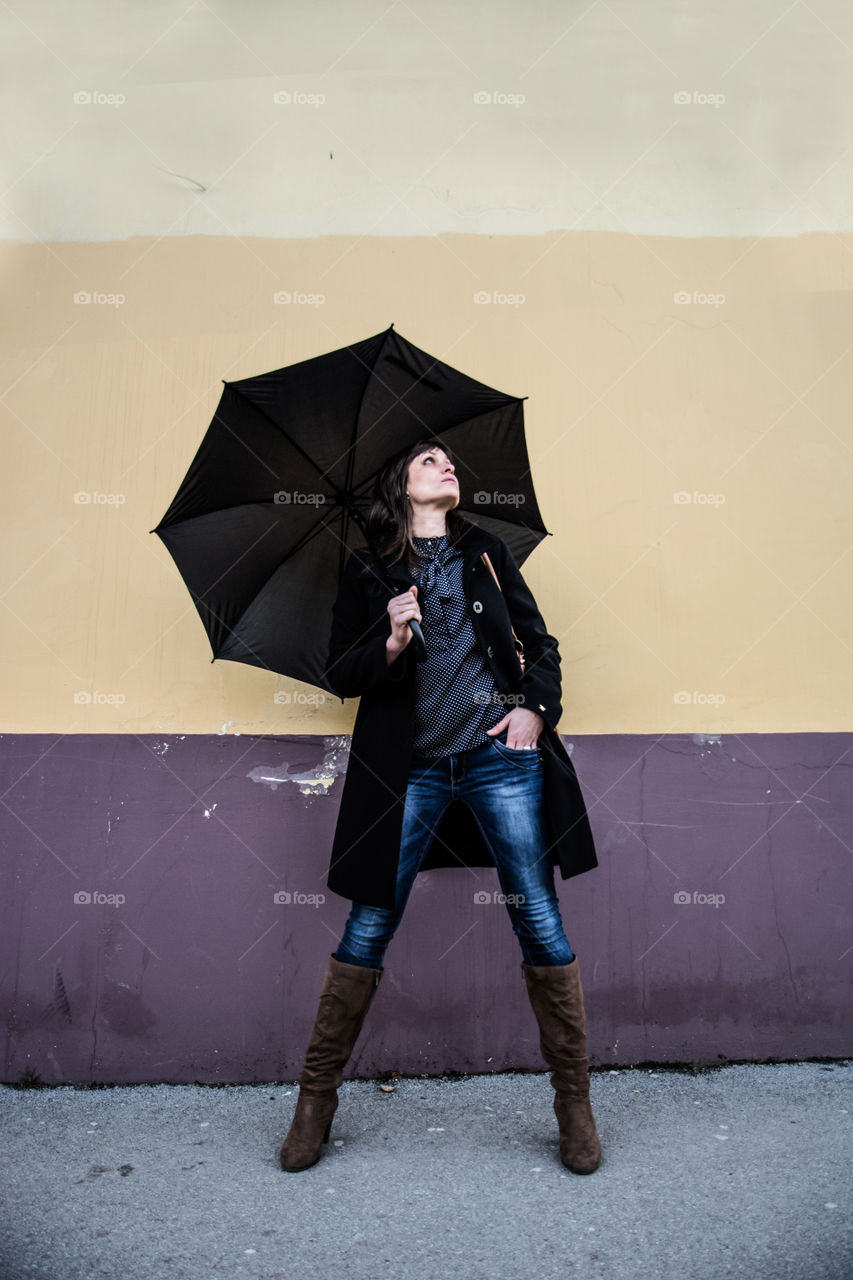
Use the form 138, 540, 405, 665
408, 616, 427, 661
362, 542, 428, 661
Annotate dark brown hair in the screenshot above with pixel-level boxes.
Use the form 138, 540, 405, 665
361, 438, 467, 576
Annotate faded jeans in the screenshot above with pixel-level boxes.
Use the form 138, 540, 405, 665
334, 730, 574, 969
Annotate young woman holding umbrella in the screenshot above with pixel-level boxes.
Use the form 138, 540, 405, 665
279, 439, 601, 1176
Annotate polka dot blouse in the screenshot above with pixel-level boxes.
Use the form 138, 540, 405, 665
410, 533, 506, 758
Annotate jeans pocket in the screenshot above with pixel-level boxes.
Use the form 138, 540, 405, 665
490, 733, 542, 768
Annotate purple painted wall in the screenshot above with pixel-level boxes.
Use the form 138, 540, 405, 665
1, 732, 850, 1083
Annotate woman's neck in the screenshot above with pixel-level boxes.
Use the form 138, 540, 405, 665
410, 517, 448, 538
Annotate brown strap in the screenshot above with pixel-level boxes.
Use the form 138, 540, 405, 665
480, 552, 525, 671
480, 551, 501, 592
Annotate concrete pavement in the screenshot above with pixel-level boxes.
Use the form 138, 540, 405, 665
1, 1062, 850, 1280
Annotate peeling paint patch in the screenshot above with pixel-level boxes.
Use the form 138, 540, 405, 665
202, 803, 218, 819
692, 734, 722, 745
248, 735, 350, 797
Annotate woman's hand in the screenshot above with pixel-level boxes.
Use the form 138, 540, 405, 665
486, 706, 544, 749
386, 585, 421, 662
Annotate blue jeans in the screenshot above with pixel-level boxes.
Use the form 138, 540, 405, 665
334, 730, 574, 969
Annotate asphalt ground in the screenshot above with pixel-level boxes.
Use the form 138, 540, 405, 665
1, 1061, 850, 1280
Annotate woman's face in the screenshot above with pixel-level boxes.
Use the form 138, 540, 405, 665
406, 448, 460, 511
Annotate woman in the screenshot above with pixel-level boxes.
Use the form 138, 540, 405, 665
279, 439, 601, 1175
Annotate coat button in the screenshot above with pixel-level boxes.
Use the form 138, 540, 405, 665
473, 601, 483, 613
487, 645, 494, 659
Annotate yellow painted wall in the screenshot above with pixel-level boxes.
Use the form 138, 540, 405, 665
2, 2, 851, 734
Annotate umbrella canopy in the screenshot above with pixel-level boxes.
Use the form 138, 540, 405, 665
151, 325, 550, 692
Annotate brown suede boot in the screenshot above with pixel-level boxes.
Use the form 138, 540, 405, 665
522, 956, 602, 1174
279, 953, 383, 1172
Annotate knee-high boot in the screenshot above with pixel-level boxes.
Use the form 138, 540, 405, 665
521, 955, 602, 1174
279, 953, 383, 1172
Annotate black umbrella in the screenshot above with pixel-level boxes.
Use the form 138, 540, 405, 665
151, 325, 550, 693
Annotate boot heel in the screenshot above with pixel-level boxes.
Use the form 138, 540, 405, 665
323, 1121, 332, 1143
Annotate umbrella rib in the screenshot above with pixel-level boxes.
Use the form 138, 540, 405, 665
339, 326, 395, 581
210, 511, 342, 659
191, 392, 542, 614
228, 350, 528, 539
226, 383, 351, 499
247, 397, 544, 586
336, 400, 531, 517
212, 492, 548, 658
226, 327, 390, 531
214, 504, 397, 665
226, 376, 386, 580
338, 399, 531, 509
212, 363, 539, 653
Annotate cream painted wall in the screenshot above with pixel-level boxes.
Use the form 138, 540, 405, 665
3, 2, 852, 240
3, 230, 851, 734
2, 2, 852, 733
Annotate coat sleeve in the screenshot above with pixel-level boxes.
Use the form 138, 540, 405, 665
490, 539, 563, 731
323, 549, 412, 700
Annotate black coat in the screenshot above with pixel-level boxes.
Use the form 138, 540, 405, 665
323, 518, 598, 911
